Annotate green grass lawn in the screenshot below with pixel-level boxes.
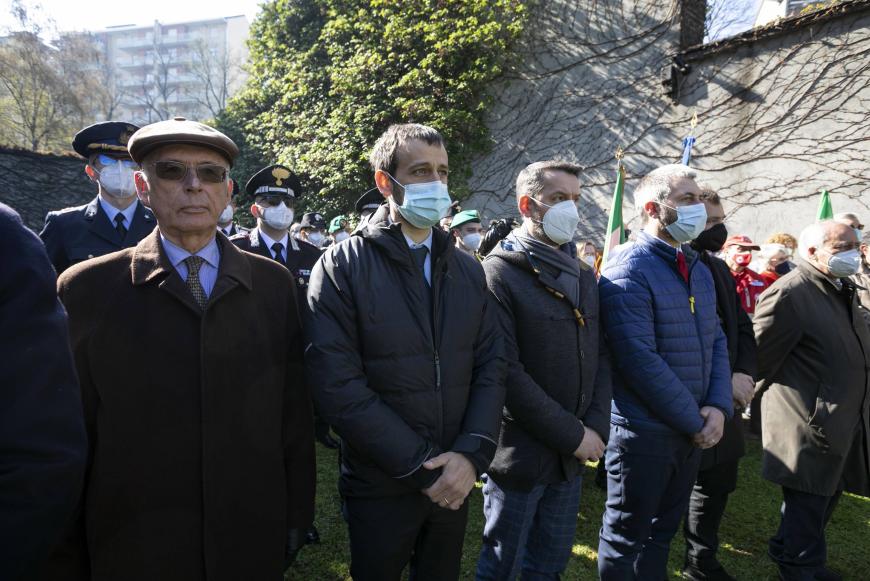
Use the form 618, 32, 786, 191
288, 437, 870, 580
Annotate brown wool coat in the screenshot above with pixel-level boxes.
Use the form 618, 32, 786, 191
754, 260, 870, 498
45, 229, 315, 581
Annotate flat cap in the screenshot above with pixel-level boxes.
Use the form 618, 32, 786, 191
127, 117, 239, 165
450, 209, 481, 230
72, 121, 140, 159
245, 164, 303, 199
300, 212, 327, 230
355, 189, 384, 215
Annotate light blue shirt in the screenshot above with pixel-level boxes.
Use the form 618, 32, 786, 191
98, 195, 138, 230
403, 230, 433, 285
160, 235, 221, 297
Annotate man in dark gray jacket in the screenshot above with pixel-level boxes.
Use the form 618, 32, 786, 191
305, 123, 506, 581
475, 161, 611, 580
754, 220, 869, 581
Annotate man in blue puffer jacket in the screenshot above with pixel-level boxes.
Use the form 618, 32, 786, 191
597, 164, 733, 580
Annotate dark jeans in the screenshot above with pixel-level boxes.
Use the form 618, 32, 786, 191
343, 493, 469, 581
683, 460, 740, 576
598, 425, 702, 581
769, 487, 842, 581
476, 474, 583, 580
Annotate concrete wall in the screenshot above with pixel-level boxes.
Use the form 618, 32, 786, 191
0, 148, 95, 232
465, 0, 869, 245
675, 4, 869, 243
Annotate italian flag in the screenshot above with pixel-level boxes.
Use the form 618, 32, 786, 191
602, 163, 626, 266
816, 189, 833, 221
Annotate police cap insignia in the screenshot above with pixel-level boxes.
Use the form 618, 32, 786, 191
272, 167, 291, 186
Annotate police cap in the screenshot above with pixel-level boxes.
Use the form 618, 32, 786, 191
245, 164, 303, 201
72, 121, 140, 160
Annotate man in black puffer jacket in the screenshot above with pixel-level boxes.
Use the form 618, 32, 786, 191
305, 123, 506, 581
683, 189, 757, 581
475, 161, 612, 580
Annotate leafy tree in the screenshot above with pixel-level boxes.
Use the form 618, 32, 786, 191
218, 0, 528, 217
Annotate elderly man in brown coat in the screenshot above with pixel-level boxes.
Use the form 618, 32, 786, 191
42, 118, 315, 581
754, 220, 870, 581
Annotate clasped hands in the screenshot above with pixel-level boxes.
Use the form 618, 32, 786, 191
693, 406, 725, 449
422, 452, 476, 511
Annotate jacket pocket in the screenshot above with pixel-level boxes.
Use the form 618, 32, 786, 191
807, 383, 852, 455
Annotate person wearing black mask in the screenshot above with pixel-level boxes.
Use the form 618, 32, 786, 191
683, 188, 758, 581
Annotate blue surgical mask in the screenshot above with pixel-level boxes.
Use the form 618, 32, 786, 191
854, 228, 863, 242
386, 173, 452, 229
825, 248, 861, 277
659, 202, 707, 243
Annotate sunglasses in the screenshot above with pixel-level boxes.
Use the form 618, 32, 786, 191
149, 161, 228, 183
95, 154, 138, 169
256, 194, 295, 207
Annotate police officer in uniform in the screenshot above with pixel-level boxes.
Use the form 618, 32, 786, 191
298, 211, 328, 249
230, 166, 339, 450
328, 214, 352, 246
449, 209, 484, 257
230, 164, 336, 548
230, 165, 322, 298
39, 122, 156, 274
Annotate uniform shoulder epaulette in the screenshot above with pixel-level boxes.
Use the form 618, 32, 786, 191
50, 202, 89, 216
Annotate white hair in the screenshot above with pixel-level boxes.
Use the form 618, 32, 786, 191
633, 164, 698, 215
758, 243, 787, 259
798, 221, 837, 260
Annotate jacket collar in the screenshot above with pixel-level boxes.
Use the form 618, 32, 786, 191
796, 258, 848, 292
636, 230, 699, 266
131, 228, 252, 292
84, 196, 156, 244
360, 206, 454, 270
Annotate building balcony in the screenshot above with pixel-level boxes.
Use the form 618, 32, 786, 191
115, 36, 155, 49
116, 58, 154, 69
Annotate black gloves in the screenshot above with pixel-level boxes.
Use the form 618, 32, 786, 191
478, 217, 518, 257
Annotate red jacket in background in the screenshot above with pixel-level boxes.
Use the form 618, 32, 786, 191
732, 268, 769, 315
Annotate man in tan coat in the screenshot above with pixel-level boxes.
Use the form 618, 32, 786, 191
43, 118, 315, 581
754, 220, 869, 581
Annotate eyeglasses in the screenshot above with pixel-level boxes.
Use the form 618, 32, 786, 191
95, 154, 138, 169
149, 161, 228, 183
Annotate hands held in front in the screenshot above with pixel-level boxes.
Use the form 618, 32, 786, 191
731, 372, 754, 409
573, 427, 605, 463
693, 406, 725, 449
422, 452, 476, 511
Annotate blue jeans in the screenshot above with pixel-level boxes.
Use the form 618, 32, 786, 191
476, 474, 582, 580
598, 424, 701, 580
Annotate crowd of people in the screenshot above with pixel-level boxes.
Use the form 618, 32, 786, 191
1, 117, 868, 581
